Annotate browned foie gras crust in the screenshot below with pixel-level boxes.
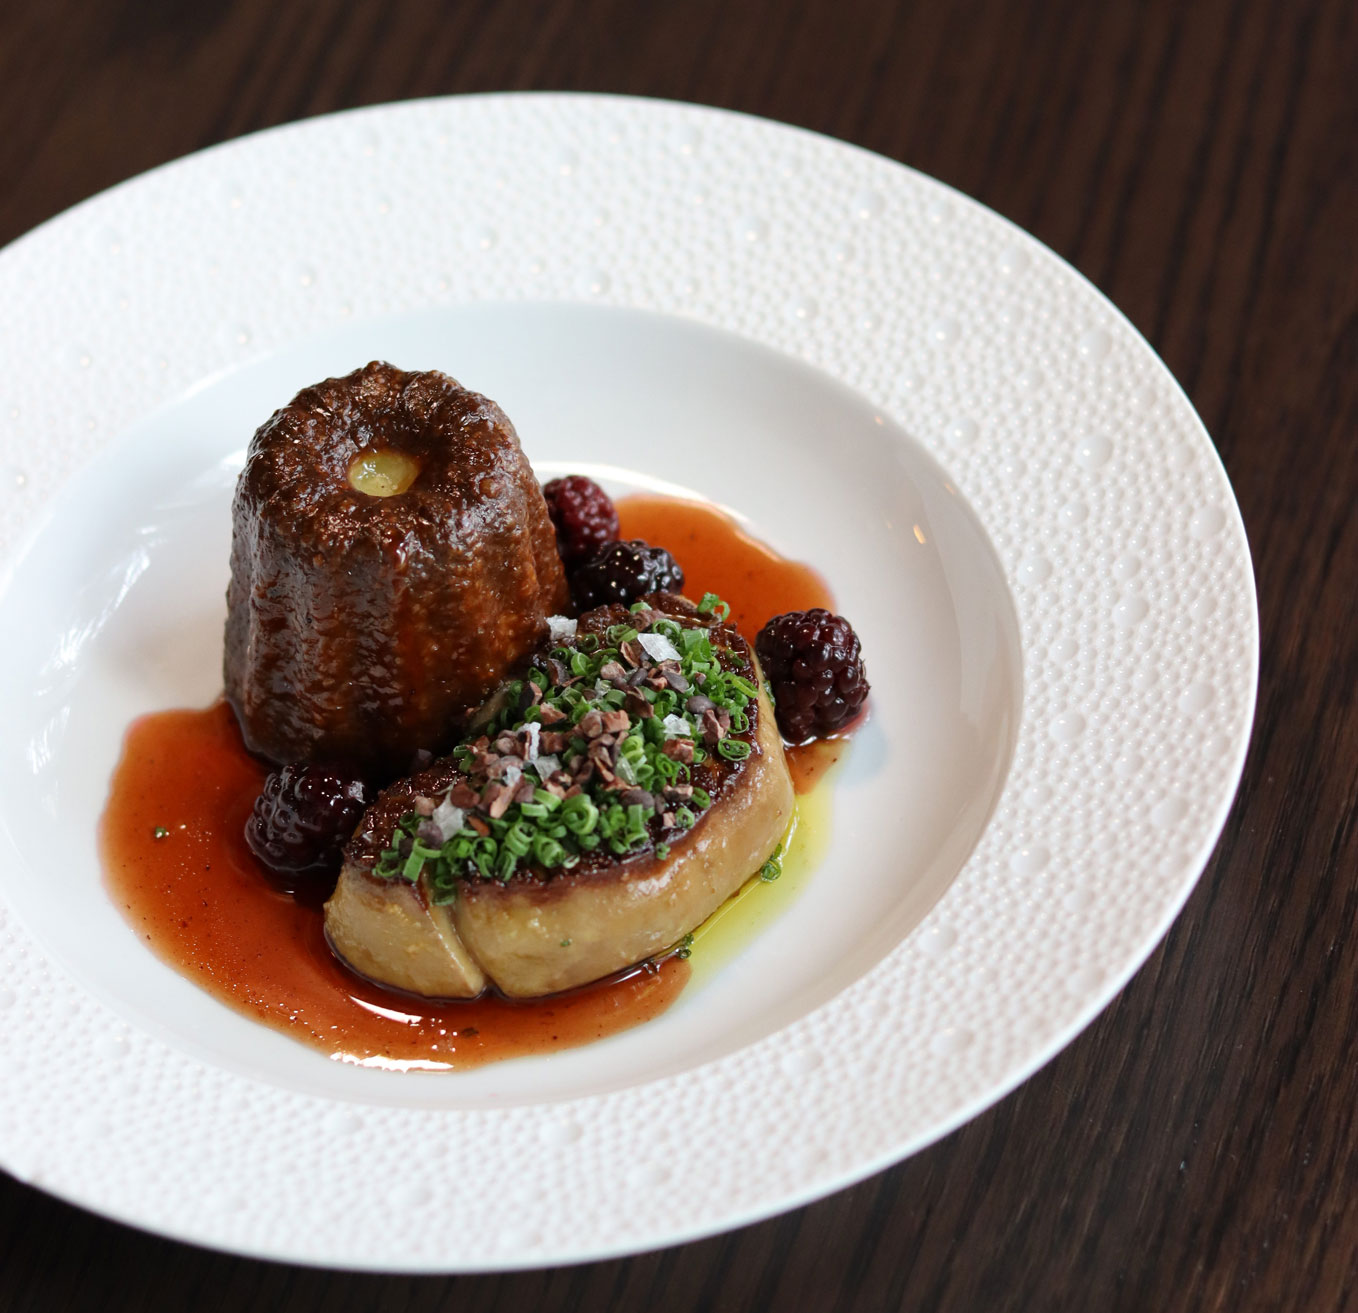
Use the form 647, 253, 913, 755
324, 595, 796, 998
224, 361, 569, 777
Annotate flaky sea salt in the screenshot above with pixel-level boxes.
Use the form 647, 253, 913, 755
530, 753, 561, 778
523, 721, 542, 762
661, 714, 691, 738
547, 615, 578, 642
430, 798, 466, 843
638, 631, 681, 663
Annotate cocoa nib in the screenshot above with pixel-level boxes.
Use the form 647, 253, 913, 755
537, 703, 567, 726
482, 780, 514, 819
447, 782, 480, 809
600, 709, 631, 735
701, 708, 732, 744
619, 787, 655, 810
660, 664, 690, 693
624, 690, 654, 719
661, 738, 695, 764
578, 708, 605, 738
587, 741, 618, 785
588, 736, 620, 765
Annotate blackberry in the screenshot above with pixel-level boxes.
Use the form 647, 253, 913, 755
571, 539, 685, 610
245, 762, 369, 880
542, 476, 619, 570
756, 609, 869, 742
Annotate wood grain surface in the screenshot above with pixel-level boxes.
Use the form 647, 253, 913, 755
1, 1, 1354, 1309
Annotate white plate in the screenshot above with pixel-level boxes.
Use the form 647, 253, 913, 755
0, 94, 1256, 1269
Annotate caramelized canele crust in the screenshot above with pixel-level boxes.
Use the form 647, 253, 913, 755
224, 362, 569, 776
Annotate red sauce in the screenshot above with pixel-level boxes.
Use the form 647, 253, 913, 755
785, 737, 849, 793
98, 492, 849, 1069
616, 494, 834, 642
100, 702, 688, 1070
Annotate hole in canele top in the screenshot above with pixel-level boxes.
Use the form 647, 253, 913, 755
348, 448, 421, 497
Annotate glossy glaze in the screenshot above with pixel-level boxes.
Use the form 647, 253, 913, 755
615, 494, 834, 641
225, 362, 569, 776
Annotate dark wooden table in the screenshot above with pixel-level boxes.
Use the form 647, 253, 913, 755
2, 1, 1354, 1308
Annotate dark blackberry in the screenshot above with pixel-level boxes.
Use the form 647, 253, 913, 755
542, 476, 620, 570
245, 762, 369, 880
756, 609, 869, 742
571, 539, 685, 610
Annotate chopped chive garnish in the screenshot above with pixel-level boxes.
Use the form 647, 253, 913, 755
759, 843, 783, 882
373, 593, 761, 888
697, 592, 731, 622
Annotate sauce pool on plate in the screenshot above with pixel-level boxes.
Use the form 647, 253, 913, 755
100, 492, 847, 1069
100, 701, 691, 1070
615, 493, 833, 638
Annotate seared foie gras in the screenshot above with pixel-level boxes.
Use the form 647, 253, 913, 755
325, 594, 794, 998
